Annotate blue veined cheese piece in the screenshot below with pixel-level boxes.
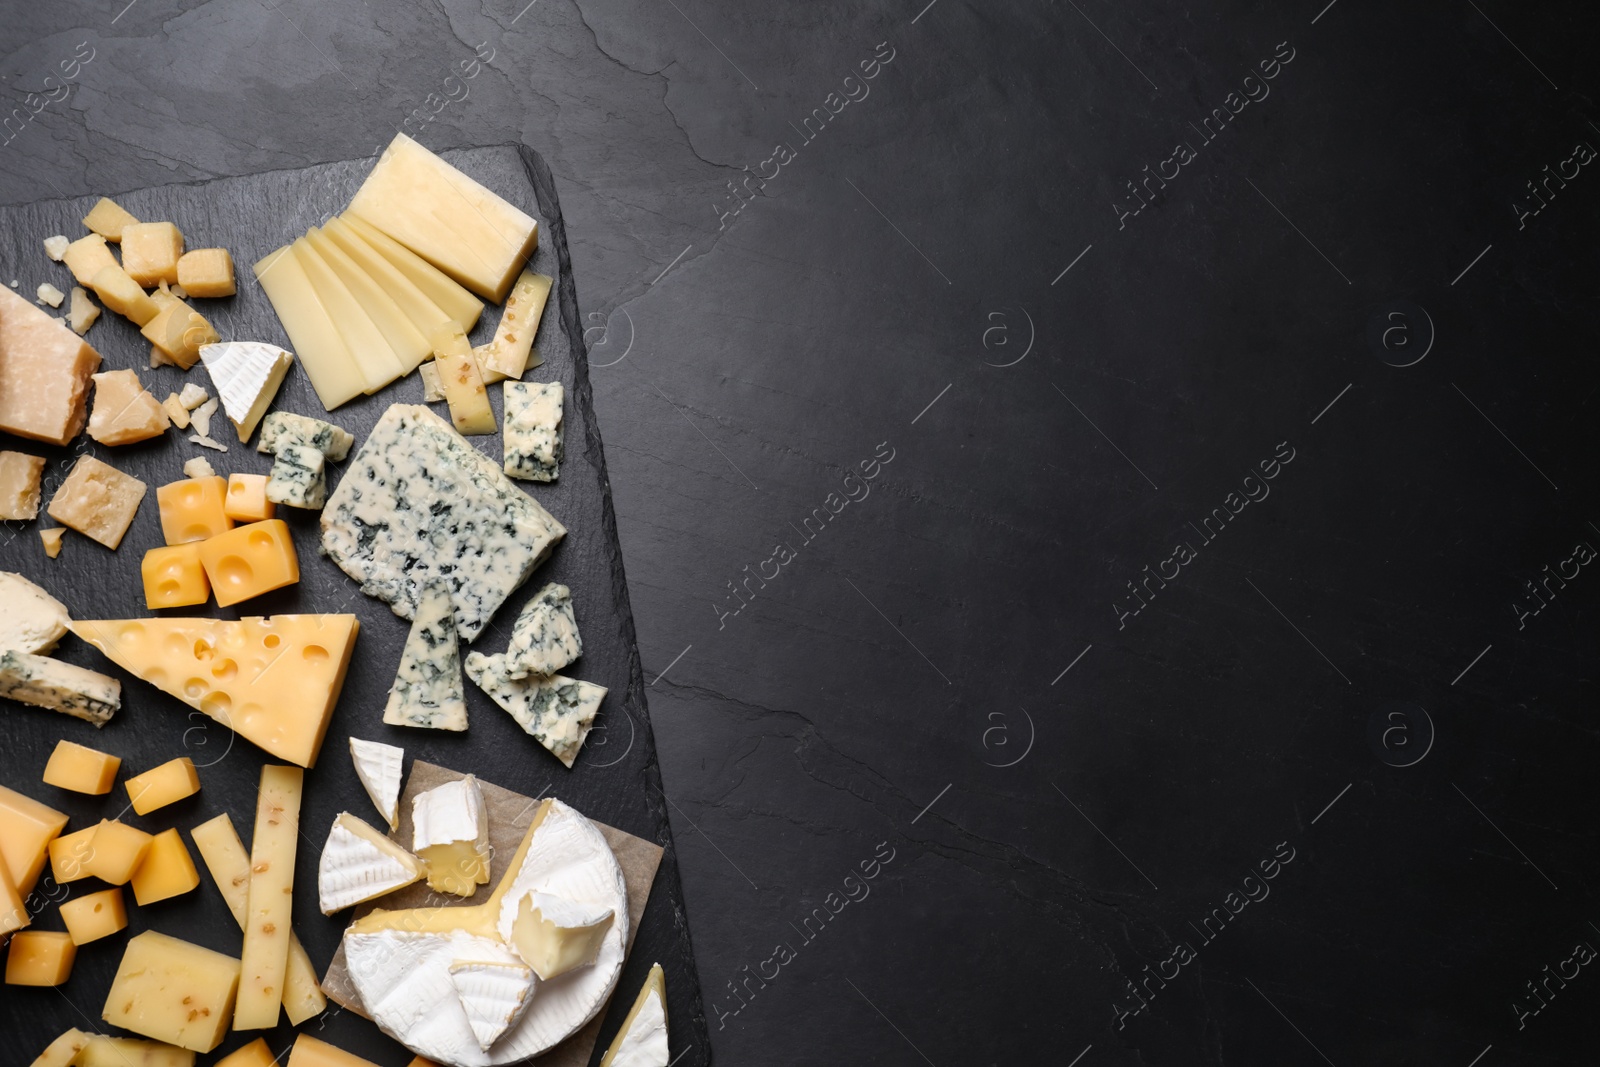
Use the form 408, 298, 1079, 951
504, 582, 581, 679
319, 404, 567, 641
267, 442, 328, 508
0, 649, 120, 726
257, 410, 355, 460
503, 381, 562, 482
463, 651, 605, 768
383, 577, 468, 731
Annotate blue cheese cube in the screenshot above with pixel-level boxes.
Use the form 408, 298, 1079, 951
383, 577, 468, 731
504, 582, 581, 679
464, 651, 605, 768
503, 381, 562, 482
0, 649, 120, 726
257, 410, 354, 460
267, 442, 328, 508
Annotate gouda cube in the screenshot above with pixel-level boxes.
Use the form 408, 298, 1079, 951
253, 245, 365, 410
197, 519, 300, 606
84, 819, 153, 883
0, 285, 102, 445
121, 221, 185, 287
225, 473, 275, 522
62, 233, 119, 286
0, 784, 69, 894
28, 1028, 91, 1066
42, 740, 121, 795
76, 1035, 196, 1067
104, 930, 239, 1052
40, 527, 65, 558
83, 197, 140, 241
60, 886, 127, 944
48, 824, 99, 883
157, 475, 232, 544
129, 828, 200, 905
0, 858, 26, 936
287, 1034, 382, 1067
430, 325, 495, 435
141, 299, 219, 370
0, 449, 46, 520
90, 263, 161, 326
216, 1038, 277, 1067
141, 543, 211, 609
88, 368, 170, 446
6, 930, 76, 985
48, 455, 147, 549
176, 248, 235, 297
126, 757, 201, 816
235, 764, 303, 1030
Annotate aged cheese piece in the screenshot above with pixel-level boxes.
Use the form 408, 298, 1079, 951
253, 245, 365, 410
141, 297, 219, 369
599, 963, 669, 1067
321, 404, 566, 641
197, 519, 300, 605
266, 442, 327, 509
0, 784, 69, 895
126, 756, 201, 815
510, 891, 613, 981
449, 960, 535, 1050
430, 325, 495, 435
0, 650, 120, 726
294, 237, 407, 393
48, 824, 99, 882
179, 382, 210, 409
142, 542, 211, 609
258, 410, 355, 459
182, 457, 214, 478
6, 930, 76, 985
0, 858, 26, 935
121, 221, 185, 287
63, 234, 118, 286
235, 764, 303, 1031
225, 473, 275, 522
48, 455, 146, 549
383, 577, 468, 732
349, 134, 537, 302
199, 341, 292, 443
88, 368, 170, 445
0, 450, 46, 519
321, 216, 458, 338
0, 284, 102, 445
177, 248, 235, 297
503, 582, 581, 679
85, 819, 153, 883
83, 196, 139, 241
502, 381, 562, 482
104, 930, 239, 1052
72, 614, 359, 767
60, 886, 127, 944
340, 212, 483, 331
164, 394, 192, 429
68, 285, 101, 335
306, 225, 432, 371
418, 360, 445, 401
29, 1029, 92, 1067
44, 235, 70, 260
464, 653, 604, 768
481, 271, 552, 381
89, 262, 160, 325
287, 1035, 382, 1067
76, 1035, 196, 1067
42, 739, 120, 794
157, 475, 233, 544
40, 528, 65, 558
128, 828, 200, 905
412, 775, 490, 896
37, 282, 65, 308
349, 738, 405, 828
0, 571, 71, 654
215, 1038, 276, 1067
317, 811, 425, 913
190, 813, 325, 1025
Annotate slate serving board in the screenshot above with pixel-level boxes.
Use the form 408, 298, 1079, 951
0, 144, 709, 1067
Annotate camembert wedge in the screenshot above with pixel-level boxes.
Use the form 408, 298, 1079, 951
349, 737, 405, 829
412, 776, 490, 896
318, 812, 425, 914
599, 963, 669, 1067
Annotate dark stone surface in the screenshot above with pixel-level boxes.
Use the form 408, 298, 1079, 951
4, 1, 1600, 1064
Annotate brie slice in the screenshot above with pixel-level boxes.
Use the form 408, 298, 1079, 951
413, 775, 491, 896
349, 736, 405, 829
199, 341, 293, 443
449, 959, 536, 1050
600, 963, 669, 1067
510, 891, 613, 980
318, 811, 426, 914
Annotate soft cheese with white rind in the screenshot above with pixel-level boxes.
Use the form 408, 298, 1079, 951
502, 381, 562, 483
317, 812, 425, 914
511, 891, 613, 980
0, 651, 119, 726
383, 577, 468, 732
599, 964, 669, 1067
502, 582, 581, 680
464, 653, 605, 768
319, 404, 566, 641
412, 776, 490, 895
348, 737, 405, 828
0, 572, 71, 655
448, 960, 536, 1051
198, 341, 293, 444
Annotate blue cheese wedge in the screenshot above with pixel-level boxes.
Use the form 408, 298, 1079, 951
257, 410, 354, 460
383, 577, 468, 731
0, 650, 119, 726
320, 404, 567, 641
504, 582, 581, 679
464, 651, 605, 768
503, 381, 562, 482
266, 441, 328, 509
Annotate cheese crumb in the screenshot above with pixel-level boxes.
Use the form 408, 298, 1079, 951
183, 457, 217, 478
68, 286, 100, 335
190, 396, 219, 437
37, 283, 65, 308
178, 383, 209, 410
189, 433, 228, 453
43, 236, 70, 261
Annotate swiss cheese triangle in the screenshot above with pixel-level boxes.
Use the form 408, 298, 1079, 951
72, 614, 359, 767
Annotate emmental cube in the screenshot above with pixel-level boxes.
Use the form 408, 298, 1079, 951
125, 757, 200, 815
103, 930, 240, 1053
60, 886, 127, 944
83, 820, 153, 884
177, 248, 236, 297
47, 456, 147, 550
225, 473, 275, 522
6, 930, 76, 985
141, 543, 211, 609
157, 475, 232, 544
129, 828, 199, 905
120, 221, 185, 287
197, 519, 300, 606
42, 740, 121, 794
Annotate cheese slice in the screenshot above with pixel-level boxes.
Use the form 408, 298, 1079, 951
306, 225, 432, 372
383, 577, 468, 732
510, 891, 613, 980
71, 615, 359, 767
449, 960, 536, 1051
103, 930, 240, 1052
75, 1035, 195, 1067
599, 963, 668, 1067
0, 283, 102, 445
318, 811, 425, 913
87, 369, 170, 445
321, 215, 458, 338
235, 764, 304, 1030
253, 245, 365, 410
0, 450, 47, 520
0, 572, 70, 654
480, 272, 552, 381
0, 650, 120, 726
293, 237, 406, 392
349, 737, 405, 828
429, 325, 495, 435
199, 341, 293, 443
412, 775, 490, 896
340, 213, 483, 332
349, 133, 538, 302
464, 653, 605, 768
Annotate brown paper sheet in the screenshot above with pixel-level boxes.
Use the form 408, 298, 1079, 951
321, 761, 665, 1066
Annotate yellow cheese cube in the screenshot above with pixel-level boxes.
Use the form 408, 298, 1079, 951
125, 757, 201, 816
0, 859, 27, 936
121, 221, 185, 287
176, 248, 236, 297
83, 196, 140, 241
225, 474, 275, 522
0, 449, 47, 520
47, 455, 147, 550
42, 740, 121, 794
287, 1034, 382, 1067
89, 263, 161, 326
0, 784, 69, 895
83, 819, 153, 884
141, 543, 211, 609
48, 824, 98, 883
103, 930, 239, 1052
77, 1035, 196, 1067
6, 930, 76, 985
140, 299, 219, 370
88, 369, 170, 446
129, 829, 200, 905
63, 233, 119, 287
197, 519, 300, 607
157, 475, 232, 545
60, 886, 127, 944
216, 1038, 277, 1067
40, 527, 66, 558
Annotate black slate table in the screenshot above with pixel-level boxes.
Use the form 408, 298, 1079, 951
4, 2, 1599, 1065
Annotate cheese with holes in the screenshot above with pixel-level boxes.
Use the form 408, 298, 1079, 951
76, 1035, 195, 1067
306, 225, 432, 371
190, 813, 325, 1024
430, 325, 495, 435
128, 828, 200, 905
61, 886, 127, 944
126, 756, 201, 815
349, 737, 404, 828
0, 450, 46, 519
294, 238, 406, 392
599, 964, 668, 1067
384, 577, 468, 732
7, 931, 76, 985
0, 572, 71, 654
320, 404, 566, 641
464, 653, 604, 768
104, 930, 238, 1052
317, 812, 425, 913
236, 764, 303, 1030
42, 740, 120, 794
0, 784, 68, 895
0, 284, 102, 445
225, 473, 275, 522
142, 543, 211, 609
88, 369, 170, 445
510, 892, 613, 980
71, 614, 359, 767
449, 960, 535, 1050
502, 382, 562, 482
0, 650, 120, 726
481, 272, 552, 381
503, 583, 580, 679
158, 475, 232, 545
254, 245, 365, 410
197, 519, 300, 606
349, 133, 537, 302
412, 776, 490, 896
48, 456, 146, 549
340, 212, 483, 331
199, 342, 292, 443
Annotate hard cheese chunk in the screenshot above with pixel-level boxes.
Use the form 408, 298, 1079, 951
430, 325, 495, 435
266, 442, 327, 509
0, 450, 46, 519
63, 234, 119, 286
215, 1039, 276, 1067
0, 571, 71, 654
599, 963, 669, 1067
42, 740, 120, 794
199, 342, 292, 443
316, 811, 425, 914
504, 582, 581, 678
29, 1029, 92, 1067
225, 473, 275, 522
90, 263, 160, 326
511, 891, 614, 980
88, 369, 169, 445
83, 197, 140, 241
287, 1035, 382, 1067
480, 271, 553, 381
61, 886, 127, 944
142, 543, 211, 609
177, 248, 236, 297
121, 221, 185, 287
503, 381, 562, 482
128, 827, 200, 905
348, 133, 538, 302
49, 824, 99, 882
76, 1035, 196, 1067
103, 930, 239, 1052
465, 653, 605, 768
40, 528, 65, 558
157, 475, 232, 545
48, 456, 146, 549
197, 519, 300, 606
6, 931, 76, 986
72, 615, 360, 767
236, 764, 303, 1030
0, 650, 120, 726
411, 775, 490, 896
85, 820, 153, 883
1, 859, 26, 935
0, 785, 69, 895
126, 756, 201, 815
0, 284, 102, 445
253, 245, 364, 410
320, 404, 566, 641
141, 297, 218, 370
383, 577, 468, 732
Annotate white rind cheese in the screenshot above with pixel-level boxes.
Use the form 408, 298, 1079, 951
511, 891, 613, 981
0, 650, 119, 726
198, 341, 293, 443
464, 653, 605, 769
503, 583, 581, 679
319, 404, 566, 641
0, 571, 71, 655
449, 960, 536, 1050
349, 737, 406, 828
413, 775, 491, 895
600, 965, 669, 1067
383, 577, 468, 732
266, 441, 327, 508
502, 381, 562, 482
317, 812, 426, 914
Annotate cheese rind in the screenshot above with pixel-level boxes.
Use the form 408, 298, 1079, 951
0, 572, 71, 654
383, 577, 468, 732
464, 653, 605, 768
317, 811, 425, 914
48, 456, 146, 549
0, 450, 46, 519
235, 764, 304, 1030
448, 960, 536, 1050
598, 964, 669, 1067
0, 650, 120, 726
103, 930, 239, 1052
125, 756, 201, 815
199, 342, 292, 443
503, 582, 581, 678
42, 740, 120, 795
412, 775, 490, 896
0, 284, 102, 445
141, 543, 211, 609
510, 891, 614, 980
503, 381, 562, 482
349, 737, 405, 828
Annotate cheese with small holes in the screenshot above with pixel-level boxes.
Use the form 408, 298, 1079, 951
88, 369, 170, 445
7, 930, 75, 985
480, 271, 552, 381
235, 764, 304, 1030
350, 737, 405, 828
75, 1035, 195, 1067
0, 650, 120, 726
48, 455, 146, 549
103, 930, 239, 1052
598, 963, 669, 1067
128, 828, 199, 905
464, 653, 604, 768
71, 614, 359, 767
0, 283, 101, 445
61, 886, 127, 944
253, 244, 365, 410
317, 811, 425, 914
83, 197, 140, 241
412, 775, 490, 896
197, 519, 300, 606
42, 740, 120, 794
383, 577, 468, 732
225, 473, 275, 522
0, 784, 68, 895
158, 475, 232, 545
0, 450, 46, 519
199, 342, 292, 443
0, 571, 71, 654
503, 582, 581, 679
320, 404, 566, 641
142, 543, 211, 609
126, 756, 201, 815
266, 442, 327, 508
503, 381, 562, 482
510, 892, 614, 981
